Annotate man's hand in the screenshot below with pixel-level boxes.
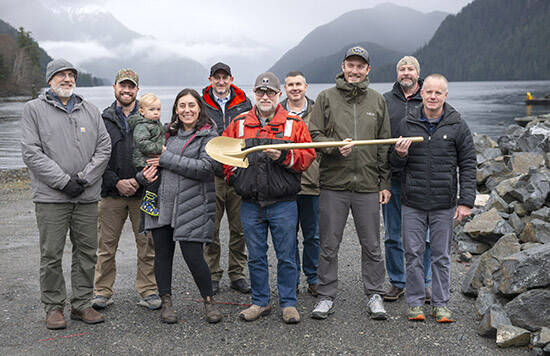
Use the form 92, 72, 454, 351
454, 205, 471, 221
264, 149, 281, 161
395, 136, 412, 158
142, 165, 158, 183
116, 178, 139, 197
338, 138, 354, 157
379, 189, 391, 205
61, 176, 85, 198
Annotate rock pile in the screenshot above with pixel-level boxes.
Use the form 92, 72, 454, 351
456, 120, 550, 353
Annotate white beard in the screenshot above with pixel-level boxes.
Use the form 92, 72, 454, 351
52, 85, 74, 98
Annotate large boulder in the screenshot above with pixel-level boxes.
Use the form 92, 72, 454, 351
478, 148, 502, 165
498, 125, 525, 155
520, 219, 550, 244
496, 325, 531, 347
505, 288, 550, 331
474, 133, 498, 153
495, 175, 522, 202
509, 152, 545, 174
463, 208, 515, 244
485, 191, 510, 213
475, 287, 505, 319
508, 168, 550, 213
507, 212, 525, 236
458, 239, 491, 255
461, 233, 520, 296
516, 121, 550, 153
532, 207, 550, 222
531, 327, 550, 348
478, 304, 511, 338
477, 159, 510, 186
496, 244, 550, 295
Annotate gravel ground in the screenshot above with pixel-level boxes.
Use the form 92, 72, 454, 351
0, 176, 529, 355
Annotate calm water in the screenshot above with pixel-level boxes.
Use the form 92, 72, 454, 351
1, 81, 549, 169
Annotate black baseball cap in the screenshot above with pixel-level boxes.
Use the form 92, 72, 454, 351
343, 46, 370, 65
210, 62, 232, 76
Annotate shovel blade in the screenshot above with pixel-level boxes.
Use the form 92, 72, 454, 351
205, 136, 249, 168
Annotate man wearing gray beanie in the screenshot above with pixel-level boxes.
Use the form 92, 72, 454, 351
21, 58, 111, 329
382, 56, 432, 303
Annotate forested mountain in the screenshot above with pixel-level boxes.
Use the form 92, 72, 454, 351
269, 3, 447, 81
295, 41, 405, 83
0, 19, 105, 97
412, 0, 550, 81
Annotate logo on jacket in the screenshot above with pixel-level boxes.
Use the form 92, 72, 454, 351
80, 127, 86, 133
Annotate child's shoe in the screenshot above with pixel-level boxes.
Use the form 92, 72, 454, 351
141, 191, 159, 217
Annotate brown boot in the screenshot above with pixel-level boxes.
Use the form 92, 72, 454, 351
204, 296, 222, 324
161, 295, 177, 324
70, 307, 105, 324
46, 308, 66, 330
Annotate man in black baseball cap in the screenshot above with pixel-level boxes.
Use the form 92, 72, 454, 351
202, 62, 252, 295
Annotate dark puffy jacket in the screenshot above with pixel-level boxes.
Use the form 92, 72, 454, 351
223, 105, 316, 206
202, 84, 252, 135
101, 102, 142, 198
389, 103, 477, 210
383, 80, 423, 177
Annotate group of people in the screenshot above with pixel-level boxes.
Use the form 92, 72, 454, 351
21, 44, 476, 330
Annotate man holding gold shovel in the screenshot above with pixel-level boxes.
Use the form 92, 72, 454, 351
309, 46, 392, 320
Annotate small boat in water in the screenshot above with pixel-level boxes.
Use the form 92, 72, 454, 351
525, 92, 550, 105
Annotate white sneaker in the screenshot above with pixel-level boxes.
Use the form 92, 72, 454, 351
368, 294, 387, 320
311, 299, 334, 319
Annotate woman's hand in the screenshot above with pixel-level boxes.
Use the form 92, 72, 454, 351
147, 157, 161, 167
142, 165, 158, 182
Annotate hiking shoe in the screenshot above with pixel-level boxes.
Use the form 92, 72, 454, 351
161, 295, 177, 324
432, 306, 454, 323
230, 278, 251, 294
281, 306, 300, 324
408, 306, 426, 321
383, 285, 404, 301
425, 286, 432, 304
311, 299, 334, 320
92, 295, 113, 310
46, 308, 66, 330
367, 294, 387, 320
239, 304, 271, 322
70, 307, 105, 324
137, 294, 162, 310
140, 191, 159, 216
204, 296, 222, 324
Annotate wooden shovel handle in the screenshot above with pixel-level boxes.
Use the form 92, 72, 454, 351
243, 137, 424, 154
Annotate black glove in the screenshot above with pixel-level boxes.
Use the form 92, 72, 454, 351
61, 176, 85, 197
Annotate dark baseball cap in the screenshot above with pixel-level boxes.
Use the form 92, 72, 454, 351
343, 46, 370, 65
115, 69, 139, 86
210, 62, 232, 76
253, 72, 280, 92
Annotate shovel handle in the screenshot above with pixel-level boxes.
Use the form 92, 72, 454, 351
243, 137, 424, 154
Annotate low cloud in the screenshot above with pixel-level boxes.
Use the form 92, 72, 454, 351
40, 40, 115, 63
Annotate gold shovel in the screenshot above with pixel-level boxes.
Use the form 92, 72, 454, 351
205, 136, 424, 168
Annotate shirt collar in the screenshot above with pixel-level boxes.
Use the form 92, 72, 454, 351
285, 99, 308, 117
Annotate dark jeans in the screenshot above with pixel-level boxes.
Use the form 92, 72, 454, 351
295, 195, 320, 285
152, 225, 213, 298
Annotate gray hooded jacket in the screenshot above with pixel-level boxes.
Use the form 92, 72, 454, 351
21, 91, 111, 203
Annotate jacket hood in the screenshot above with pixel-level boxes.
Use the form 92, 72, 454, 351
202, 84, 248, 110
335, 72, 370, 102
127, 113, 155, 130
41, 91, 84, 112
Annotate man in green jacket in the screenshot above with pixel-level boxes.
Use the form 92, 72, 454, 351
309, 46, 391, 320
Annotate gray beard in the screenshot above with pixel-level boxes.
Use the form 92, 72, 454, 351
52, 85, 74, 98
399, 79, 417, 91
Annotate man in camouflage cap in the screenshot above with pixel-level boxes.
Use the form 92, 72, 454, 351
93, 69, 161, 311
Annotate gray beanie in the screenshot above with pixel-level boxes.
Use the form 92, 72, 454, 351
46, 58, 78, 84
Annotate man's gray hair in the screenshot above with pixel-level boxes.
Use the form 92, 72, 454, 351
396, 56, 420, 75
424, 73, 448, 91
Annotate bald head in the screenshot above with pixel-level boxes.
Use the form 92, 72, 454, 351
421, 74, 449, 118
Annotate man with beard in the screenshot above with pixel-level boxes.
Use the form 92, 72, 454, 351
309, 46, 391, 321
223, 72, 315, 324
21, 58, 111, 329
281, 71, 320, 296
92, 69, 160, 311
382, 56, 432, 302
202, 63, 252, 295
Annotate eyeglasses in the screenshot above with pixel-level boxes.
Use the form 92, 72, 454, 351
254, 89, 279, 98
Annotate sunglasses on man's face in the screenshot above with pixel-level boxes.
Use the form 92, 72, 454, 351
254, 89, 279, 98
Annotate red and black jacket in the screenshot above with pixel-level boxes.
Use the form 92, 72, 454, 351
223, 104, 316, 205
202, 84, 252, 136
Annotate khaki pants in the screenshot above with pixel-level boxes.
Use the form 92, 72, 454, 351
204, 176, 247, 282
35, 202, 98, 312
94, 196, 157, 298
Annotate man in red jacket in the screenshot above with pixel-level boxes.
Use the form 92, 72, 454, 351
223, 72, 315, 324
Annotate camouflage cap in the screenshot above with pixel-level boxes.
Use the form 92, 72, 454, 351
253, 72, 280, 92
114, 69, 139, 86
343, 46, 370, 65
